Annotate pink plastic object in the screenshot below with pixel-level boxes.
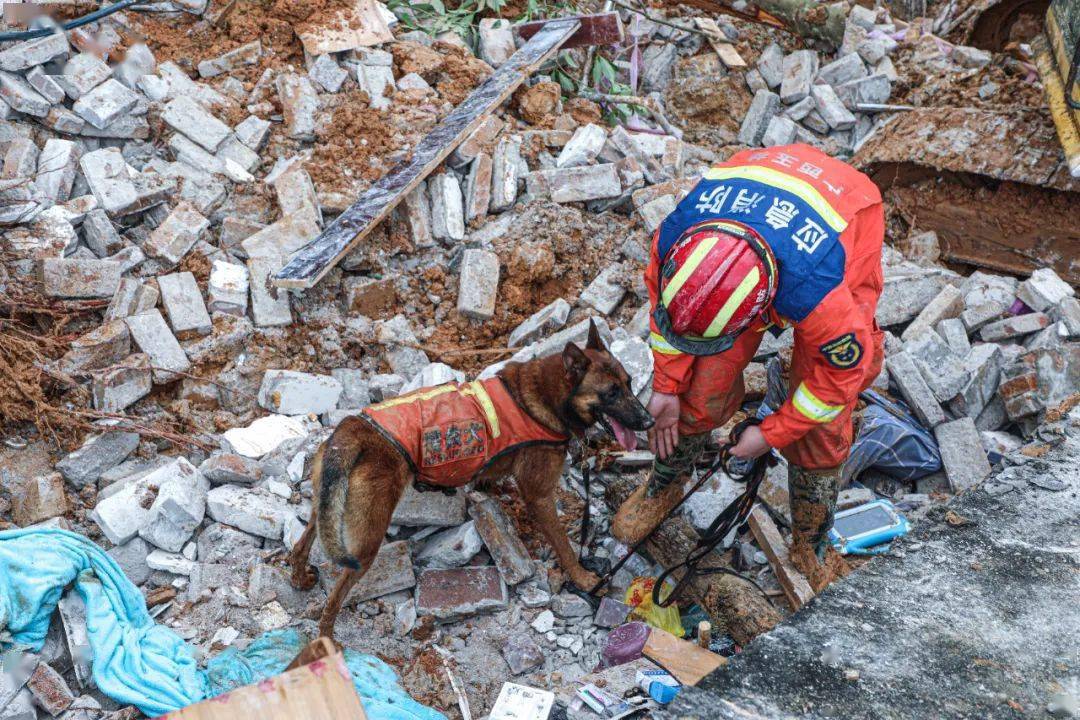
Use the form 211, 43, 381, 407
600, 622, 651, 669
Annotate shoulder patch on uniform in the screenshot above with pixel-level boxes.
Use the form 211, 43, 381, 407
819, 333, 862, 369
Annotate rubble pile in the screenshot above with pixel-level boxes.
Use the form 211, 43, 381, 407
0, 0, 1077, 718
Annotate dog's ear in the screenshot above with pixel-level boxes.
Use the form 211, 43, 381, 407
586, 319, 606, 351
562, 342, 590, 380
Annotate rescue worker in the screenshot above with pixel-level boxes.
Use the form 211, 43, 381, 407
611, 143, 885, 588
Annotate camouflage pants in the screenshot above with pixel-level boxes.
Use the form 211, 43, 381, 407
646, 432, 711, 497
789, 463, 843, 559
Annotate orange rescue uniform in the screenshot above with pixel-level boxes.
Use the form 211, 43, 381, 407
647, 144, 885, 469
361, 377, 568, 487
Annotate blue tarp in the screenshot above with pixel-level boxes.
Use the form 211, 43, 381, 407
0, 527, 444, 720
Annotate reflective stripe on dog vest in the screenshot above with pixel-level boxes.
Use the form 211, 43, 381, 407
362, 377, 568, 487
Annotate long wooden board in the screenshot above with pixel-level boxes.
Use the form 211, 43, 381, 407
272, 18, 582, 290
642, 628, 726, 686
748, 505, 814, 611
694, 17, 747, 69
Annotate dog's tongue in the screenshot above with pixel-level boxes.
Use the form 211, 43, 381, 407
607, 416, 638, 451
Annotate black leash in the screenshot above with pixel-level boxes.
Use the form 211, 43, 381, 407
577, 418, 776, 608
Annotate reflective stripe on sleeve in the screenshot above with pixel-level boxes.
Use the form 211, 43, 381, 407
791, 382, 844, 423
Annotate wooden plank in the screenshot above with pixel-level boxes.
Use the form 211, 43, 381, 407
748, 505, 815, 611
297, 0, 393, 55
273, 18, 582, 290
642, 628, 726, 686
162, 642, 366, 720
515, 12, 623, 49
694, 17, 747, 69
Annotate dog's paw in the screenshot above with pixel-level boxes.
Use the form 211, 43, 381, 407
290, 565, 319, 591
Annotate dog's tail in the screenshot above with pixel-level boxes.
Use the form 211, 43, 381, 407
317, 430, 364, 570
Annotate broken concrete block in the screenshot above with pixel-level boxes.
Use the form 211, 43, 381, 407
13, 473, 68, 526
273, 165, 322, 227
339, 540, 415, 602
55, 52, 110, 99
356, 64, 395, 111
91, 353, 152, 411
1053, 297, 1080, 338
158, 272, 212, 336
490, 135, 522, 212
162, 95, 231, 152
1015, 268, 1074, 313
144, 200, 209, 266
392, 484, 467, 526
594, 596, 632, 628
235, 115, 271, 152
417, 521, 482, 568
369, 373, 405, 402
979, 312, 1051, 342
33, 138, 79, 204
556, 123, 607, 168
948, 343, 1002, 419
55, 424, 139, 488
240, 212, 320, 259
464, 152, 493, 224
469, 493, 534, 586
79, 147, 135, 215
529, 163, 622, 203
415, 565, 508, 620
309, 53, 348, 93
341, 276, 394, 317
26, 661, 75, 716
478, 18, 515, 66
391, 181, 434, 249
904, 329, 968, 402
3, 137, 37, 179
0, 70, 51, 117
642, 42, 677, 92
107, 537, 152, 586
856, 36, 889, 65
40, 257, 122, 298
139, 458, 209, 552
756, 42, 784, 89
197, 40, 261, 78
834, 73, 891, 109
208, 259, 248, 315
886, 352, 946, 428
105, 278, 158, 321
59, 320, 130, 375
41, 106, 84, 134
72, 78, 139, 129
998, 346, 1080, 420
580, 266, 626, 315
817, 52, 867, 86
761, 114, 798, 147
950, 45, 991, 69
90, 467, 158, 543
502, 633, 544, 675
248, 257, 292, 327
201, 453, 262, 486
779, 50, 818, 104
738, 89, 781, 146
934, 417, 991, 492
801, 109, 830, 134
936, 317, 971, 358
449, 115, 504, 166
429, 172, 465, 242
900, 284, 963, 342
206, 484, 295, 539
811, 83, 856, 130
457, 248, 500, 321
0, 32, 69, 72
258, 370, 343, 414
508, 297, 570, 347
124, 310, 191, 383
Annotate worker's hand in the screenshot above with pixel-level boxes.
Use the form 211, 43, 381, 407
647, 393, 680, 461
729, 424, 771, 460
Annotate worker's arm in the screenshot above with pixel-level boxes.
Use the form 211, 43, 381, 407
645, 230, 695, 395
757, 284, 873, 450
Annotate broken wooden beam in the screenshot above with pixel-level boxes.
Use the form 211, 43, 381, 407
694, 17, 747, 69
642, 628, 726, 686
748, 505, 814, 611
273, 16, 614, 290
515, 12, 623, 49
606, 474, 781, 646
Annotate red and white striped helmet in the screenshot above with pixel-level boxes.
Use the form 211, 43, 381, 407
653, 220, 778, 355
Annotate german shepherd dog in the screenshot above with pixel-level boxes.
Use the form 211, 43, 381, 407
287, 322, 655, 639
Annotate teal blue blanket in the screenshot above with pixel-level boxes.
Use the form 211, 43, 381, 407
0, 527, 444, 720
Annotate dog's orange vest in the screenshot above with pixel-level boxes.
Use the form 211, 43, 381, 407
361, 377, 568, 487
